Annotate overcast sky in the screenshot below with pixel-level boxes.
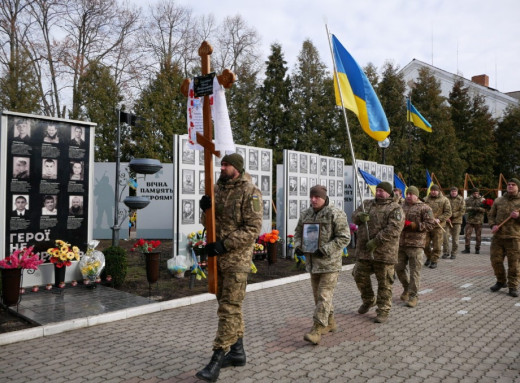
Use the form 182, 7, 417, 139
140, 0, 520, 93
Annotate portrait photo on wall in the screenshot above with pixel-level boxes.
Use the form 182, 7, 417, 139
329, 159, 336, 176
236, 147, 246, 162
251, 174, 258, 187
13, 117, 31, 143
261, 150, 270, 171
199, 170, 205, 194
337, 160, 343, 177
182, 139, 195, 164
70, 126, 86, 148
248, 149, 258, 171
69, 161, 84, 181
12, 195, 30, 218
69, 195, 84, 215
328, 179, 335, 196
263, 200, 270, 219
310, 155, 317, 174
42, 122, 60, 144
182, 169, 195, 194
337, 200, 343, 210
289, 176, 298, 195
289, 152, 297, 173
299, 200, 307, 214
320, 158, 327, 176
337, 180, 344, 196
42, 158, 58, 180
309, 177, 317, 187
42, 195, 58, 215
288, 199, 298, 219
300, 177, 307, 196
302, 223, 320, 253
299, 154, 308, 173
261, 176, 270, 195
13, 157, 30, 179
181, 199, 195, 224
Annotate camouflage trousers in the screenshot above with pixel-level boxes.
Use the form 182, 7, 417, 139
353, 260, 394, 315
310, 272, 339, 327
213, 271, 248, 351
396, 247, 424, 298
425, 226, 444, 262
443, 223, 462, 255
490, 238, 520, 289
465, 223, 482, 249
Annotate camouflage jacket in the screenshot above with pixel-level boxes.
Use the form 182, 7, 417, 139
465, 195, 485, 224
447, 194, 466, 224
424, 194, 452, 227
352, 197, 404, 264
488, 192, 520, 239
202, 172, 263, 272
399, 200, 436, 248
294, 201, 350, 274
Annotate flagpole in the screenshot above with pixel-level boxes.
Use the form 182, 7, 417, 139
325, 25, 371, 248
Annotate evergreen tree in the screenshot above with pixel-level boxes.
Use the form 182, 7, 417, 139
495, 105, 520, 177
411, 67, 463, 188
448, 79, 472, 170
377, 62, 407, 172
132, 61, 186, 162
77, 61, 122, 162
290, 39, 337, 156
256, 43, 292, 165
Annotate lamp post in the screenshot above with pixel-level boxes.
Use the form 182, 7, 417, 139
378, 137, 390, 164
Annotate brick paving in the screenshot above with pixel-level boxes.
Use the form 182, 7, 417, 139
1, 240, 520, 382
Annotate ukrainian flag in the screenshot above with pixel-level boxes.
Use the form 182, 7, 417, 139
332, 35, 390, 142
407, 99, 432, 132
358, 168, 381, 196
426, 169, 433, 195
394, 174, 407, 196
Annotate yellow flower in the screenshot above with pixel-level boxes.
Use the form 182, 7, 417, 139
59, 253, 68, 261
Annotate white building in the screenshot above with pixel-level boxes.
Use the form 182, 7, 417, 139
401, 59, 519, 120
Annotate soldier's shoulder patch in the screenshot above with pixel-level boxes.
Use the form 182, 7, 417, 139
427, 210, 434, 218
251, 194, 261, 212
394, 209, 402, 221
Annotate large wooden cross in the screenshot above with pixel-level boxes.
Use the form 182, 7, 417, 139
180, 41, 236, 294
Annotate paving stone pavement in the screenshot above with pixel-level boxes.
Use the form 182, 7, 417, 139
1, 242, 519, 382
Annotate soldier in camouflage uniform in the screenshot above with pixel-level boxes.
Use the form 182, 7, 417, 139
393, 188, 404, 206
463, 188, 485, 254
352, 181, 404, 323
294, 185, 350, 345
396, 186, 435, 308
196, 153, 263, 382
442, 187, 466, 259
488, 178, 520, 297
424, 185, 452, 269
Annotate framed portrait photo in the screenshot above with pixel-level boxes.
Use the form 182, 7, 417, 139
302, 223, 320, 253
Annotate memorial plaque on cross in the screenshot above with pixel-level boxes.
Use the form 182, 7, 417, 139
181, 41, 236, 294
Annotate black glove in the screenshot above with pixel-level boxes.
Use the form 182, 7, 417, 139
206, 240, 227, 257
313, 249, 324, 257
295, 247, 304, 256
199, 195, 211, 211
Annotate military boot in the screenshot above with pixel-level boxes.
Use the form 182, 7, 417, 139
475, 248, 480, 254
221, 338, 246, 368
461, 246, 470, 254
407, 296, 418, 308
358, 297, 376, 314
424, 259, 431, 267
400, 290, 409, 302
196, 349, 226, 382
490, 282, 507, 292
450, 254, 456, 259
441, 253, 449, 259
303, 323, 325, 345
321, 313, 337, 334
429, 262, 438, 269
508, 289, 519, 297
374, 312, 389, 323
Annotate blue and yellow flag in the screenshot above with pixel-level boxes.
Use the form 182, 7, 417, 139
426, 169, 433, 195
394, 174, 407, 196
407, 99, 432, 133
332, 35, 390, 142
358, 168, 382, 196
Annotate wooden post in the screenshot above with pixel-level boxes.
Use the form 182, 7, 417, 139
180, 41, 236, 294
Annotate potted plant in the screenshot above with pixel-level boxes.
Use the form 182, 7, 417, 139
259, 230, 281, 264
0, 246, 44, 306
47, 240, 80, 287
132, 239, 161, 284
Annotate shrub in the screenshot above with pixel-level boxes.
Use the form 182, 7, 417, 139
102, 246, 127, 287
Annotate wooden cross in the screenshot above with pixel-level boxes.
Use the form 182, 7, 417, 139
180, 41, 236, 294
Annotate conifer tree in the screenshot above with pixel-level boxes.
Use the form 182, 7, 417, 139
495, 105, 520, 177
